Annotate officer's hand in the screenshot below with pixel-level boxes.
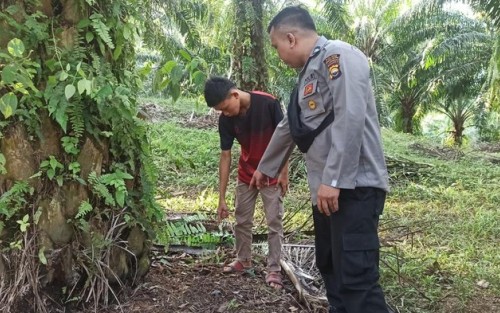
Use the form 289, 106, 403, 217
217, 203, 230, 222
277, 174, 289, 196
317, 184, 340, 216
250, 170, 267, 190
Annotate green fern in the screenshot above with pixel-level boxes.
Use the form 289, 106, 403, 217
0, 181, 30, 220
88, 171, 115, 206
67, 101, 85, 138
90, 14, 115, 49
0, 153, 6, 175
75, 201, 93, 219
90, 52, 103, 77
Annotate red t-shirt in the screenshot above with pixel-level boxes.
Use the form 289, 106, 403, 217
219, 91, 284, 184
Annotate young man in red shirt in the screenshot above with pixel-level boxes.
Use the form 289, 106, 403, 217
204, 76, 288, 289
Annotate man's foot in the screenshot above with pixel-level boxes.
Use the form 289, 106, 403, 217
265, 271, 283, 289
222, 260, 252, 273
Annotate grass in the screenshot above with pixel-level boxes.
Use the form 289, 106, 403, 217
147, 97, 500, 313
380, 129, 500, 312
150, 121, 221, 192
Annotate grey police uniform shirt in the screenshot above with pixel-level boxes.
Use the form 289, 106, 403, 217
257, 36, 389, 205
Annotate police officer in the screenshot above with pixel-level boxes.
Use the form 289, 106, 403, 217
250, 5, 390, 313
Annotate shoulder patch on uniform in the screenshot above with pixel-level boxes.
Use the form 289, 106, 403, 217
324, 54, 342, 80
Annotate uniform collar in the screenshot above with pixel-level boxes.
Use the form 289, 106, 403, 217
299, 36, 329, 79
308, 36, 328, 58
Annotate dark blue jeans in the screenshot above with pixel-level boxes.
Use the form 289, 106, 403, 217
313, 187, 389, 313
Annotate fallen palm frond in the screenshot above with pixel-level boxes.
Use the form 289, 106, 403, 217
158, 213, 233, 250
68, 208, 135, 312
280, 245, 328, 312
253, 224, 429, 313
253, 242, 327, 311
0, 230, 48, 313
385, 154, 434, 183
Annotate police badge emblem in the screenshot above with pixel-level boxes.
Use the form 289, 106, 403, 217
304, 82, 314, 97
324, 54, 342, 80
308, 100, 316, 110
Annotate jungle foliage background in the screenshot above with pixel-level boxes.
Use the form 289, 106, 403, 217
0, 0, 499, 312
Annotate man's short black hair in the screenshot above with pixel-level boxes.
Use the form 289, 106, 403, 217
267, 5, 316, 33
204, 76, 236, 108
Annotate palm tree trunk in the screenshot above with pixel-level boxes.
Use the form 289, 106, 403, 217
0, 1, 152, 311
249, 0, 268, 90
401, 98, 415, 133
453, 118, 465, 146
231, 0, 268, 90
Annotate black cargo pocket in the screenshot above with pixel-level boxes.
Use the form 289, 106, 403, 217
341, 233, 380, 288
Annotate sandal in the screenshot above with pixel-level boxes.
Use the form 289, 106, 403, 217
265, 271, 283, 289
222, 260, 252, 273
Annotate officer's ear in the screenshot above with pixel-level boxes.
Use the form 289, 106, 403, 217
286, 33, 296, 48
230, 90, 239, 100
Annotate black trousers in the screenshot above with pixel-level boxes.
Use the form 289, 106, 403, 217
313, 187, 389, 313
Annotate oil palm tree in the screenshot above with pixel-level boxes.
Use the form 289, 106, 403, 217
440, 0, 500, 109
433, 96, 478, 146
322, 0, 493, 134
0, 0, 183, 311
391, 4, 492, 132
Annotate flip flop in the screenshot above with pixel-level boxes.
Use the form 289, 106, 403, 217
222, 260, 252, 273
265, 271, 283, 289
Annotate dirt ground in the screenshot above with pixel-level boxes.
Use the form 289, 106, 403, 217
11, 245, 499, 313
96, 249, 328, 313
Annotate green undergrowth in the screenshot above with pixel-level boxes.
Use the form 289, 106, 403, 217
147, 97, 499, 313
380, 129, 500, 313
150, 121, 220, 191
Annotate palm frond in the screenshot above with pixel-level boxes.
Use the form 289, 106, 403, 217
321, 0, 353, 40
484, 35, 500, 109
450, 0, 500, 27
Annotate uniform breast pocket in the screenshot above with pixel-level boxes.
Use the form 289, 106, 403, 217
299, 79, 325, 119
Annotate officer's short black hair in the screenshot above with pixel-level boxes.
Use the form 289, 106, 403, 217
267, 5, 316, 33
204, 76, 236, 108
